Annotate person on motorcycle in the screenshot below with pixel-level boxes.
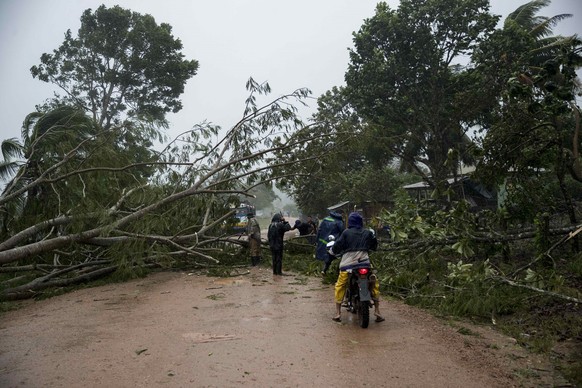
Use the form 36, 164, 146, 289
331, 212, 384, 323
316, 210, 344, 275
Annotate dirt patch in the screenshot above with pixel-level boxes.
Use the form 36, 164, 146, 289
0, 268, 563, 387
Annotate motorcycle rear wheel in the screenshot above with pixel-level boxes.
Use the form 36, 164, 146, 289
350, 297, 358, 314
358, 301, 370, 328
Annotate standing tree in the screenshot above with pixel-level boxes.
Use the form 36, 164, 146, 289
471, 0, 582, 224
280, 86, 363, 215
248, 183, 279, 212
278, 86, 416, 216
30, 5, 199, 130
344, 0, 497, 192
2, 5, 200, 267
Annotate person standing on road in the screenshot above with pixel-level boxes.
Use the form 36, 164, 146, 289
267, 213, 292, 275
316, 210, 344, 275
331, 212, 384, 323
246, 212, 262, 266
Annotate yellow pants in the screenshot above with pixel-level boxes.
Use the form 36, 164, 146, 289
334, 270, 380, 304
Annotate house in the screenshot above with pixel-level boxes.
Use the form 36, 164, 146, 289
402, 176, 497, 211
326, 199, 393, 225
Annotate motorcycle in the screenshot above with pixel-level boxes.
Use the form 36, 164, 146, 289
344, 265, 375, 328
326, 236, 376, 329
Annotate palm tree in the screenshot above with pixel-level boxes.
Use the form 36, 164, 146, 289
506, 1, 572, 47
504, 0, 582, 83
506, 1, 582, 183
0, 138, 25, 193
476, 0, 582, 228
0, 106, 95, 234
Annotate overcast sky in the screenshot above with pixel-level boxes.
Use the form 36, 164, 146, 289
1, 0, 581, 146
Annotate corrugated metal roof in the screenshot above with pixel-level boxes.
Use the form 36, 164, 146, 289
402, 176, 468, 189
327, 200, 350, 210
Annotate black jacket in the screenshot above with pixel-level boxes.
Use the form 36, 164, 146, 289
294, 221, 311, 236
332, 226, 377, 255
267, 214, 291, 250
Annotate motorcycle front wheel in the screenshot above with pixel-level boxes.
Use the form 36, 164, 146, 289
358, 300, 370, 328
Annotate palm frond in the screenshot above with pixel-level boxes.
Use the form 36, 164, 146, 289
23, 107, 96, 162
506, 0, 551, 30
530, 14, 572, 39
0, 160, 21, 182
0, 174, 27, 226
21, 111, 43, 146
529, 36, 577, 58
35, 106, 93, 136
1, 138, 24, 161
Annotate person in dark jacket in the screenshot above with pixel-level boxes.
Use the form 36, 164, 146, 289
267, 213, 292, 275
292, 216, 318, 238
331, 212, 384, 323
293, 219, 311, 236
316, 211, 344, 274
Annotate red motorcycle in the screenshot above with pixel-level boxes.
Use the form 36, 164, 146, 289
344, 265, 375, 328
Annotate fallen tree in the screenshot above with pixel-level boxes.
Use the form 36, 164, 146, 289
0, 80, 336, 301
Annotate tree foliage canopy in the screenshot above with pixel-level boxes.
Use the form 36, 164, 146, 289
30, 5, 199, 129
470, 0, 582, 224
344, 0, 498, 186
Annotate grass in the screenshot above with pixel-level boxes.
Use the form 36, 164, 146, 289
457, 326, 479, 336
0, 301, 22, 314
353, 244, 582, 387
